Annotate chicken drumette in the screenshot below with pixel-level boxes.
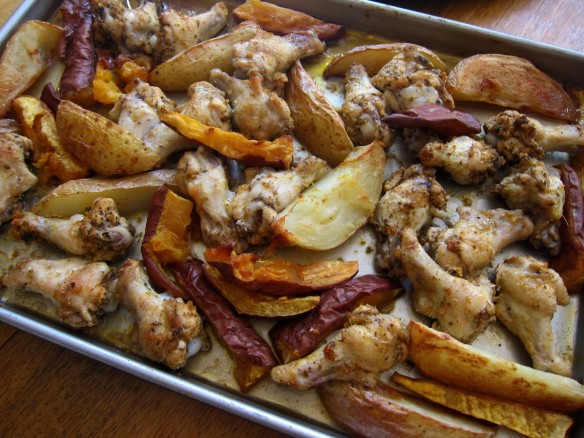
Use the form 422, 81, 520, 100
179, 81, 232, 131
271, 305, 408, 389
3, 257, 116, 328
495, 256, 571, 376
116, 259, 203, 369
12, 198, 134, 262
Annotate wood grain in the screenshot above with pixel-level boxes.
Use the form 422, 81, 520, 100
0, 1, 582, 437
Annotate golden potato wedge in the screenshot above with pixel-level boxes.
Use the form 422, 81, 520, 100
56, 100, 162, 176
324, 42, 447, 78
319, 381, 496, 438
407, 320, 584, 413
0, 20, 63, 118
13, 96, 89, 183
32, 169, 176, 218
149, 21, 259, 91
285, 60, 353, 166
272, 141, 385, 250
391, 372, 574, 438
446, 54, 578, 122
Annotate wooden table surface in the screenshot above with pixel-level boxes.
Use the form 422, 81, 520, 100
0, 1, 582, 437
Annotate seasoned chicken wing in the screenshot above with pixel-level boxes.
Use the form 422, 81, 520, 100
232, 29, 325, 91
495, 157, 565, 255
3, 257, 116, 328
155, 2, 228, 62
116, 259, 203, 369
210, 69, 293, 140
371, 50, 454, 113
495, 256, 571, 376
229, 156, 329, 245
395, 228, 495, 343
426, 207, 534, 278
371, 164, 448, 278
270, 305, 407, 389
341, 64, 394, 147
179, 81, 232, 131
12, 198, 134, 262
419, 136, 504, 185
0, 133, 37, 225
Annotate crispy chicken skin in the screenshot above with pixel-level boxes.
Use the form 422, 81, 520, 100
12, 198, 134, 262
341, 64, 394, 147
419, 136, 504, 185
371, 164, 448, 278
155, 2, 228, 62
3, 257, 116, 328
371, 50, 454, 113
210, 68, 293, 141
116, 259, 203, 369
232, 29, 325, 92
179, 81, 232, 131
0, 133, 37, 225
270, 305, 408, 389
495, 256, 571, 376
495, 158, 565, 255
426, 207, 534, 278
395, 228, 496, 343
229, 156, 329, 245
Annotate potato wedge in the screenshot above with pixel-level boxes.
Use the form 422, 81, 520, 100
56, 100, 162, 176
149, 21, 259, 91
285, 60, 353, 166
272, 141, 385, 250
407, 320, 584, 413
446, 54, 578, 122
0, 20, 63, 118
391, 372, 574, 438
318, 381, 496, 438
32, 169, 176, 218
324, 42, 447, 78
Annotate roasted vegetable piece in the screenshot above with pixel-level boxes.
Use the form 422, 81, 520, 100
58, 0, 96, 107
550, 163, 584, 293
203, 245, 359, 295
270, 275, 401, 363
170, 260, 278, 392
233, 0, 343, 40
92, 57, 123, 105
0, 20, 63, 118
203, 264, 320, 317
285, 60, 354, 166
383, 104, 482, 138
447, 54, 578, 122
318, 381, 496, 438
160, 109, 293, 169
391, 372, 574, 438
407, 320, 584, 413
13, 95, 90, 183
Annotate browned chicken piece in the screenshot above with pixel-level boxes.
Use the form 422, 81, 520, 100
419, 136, 504, 185
426, 206, 534, 278
176, 147, 244, 251
371, 164, 448, 278
395, 228, 496, 343
232, 29, 325, 92
495, 255, 572, 376
228, 156, 329, 246
371, 50, 455, 113
12, 198, 134, 262
155, 2, 228, 62
270, 305, 408, 389
210, 69, 293, 141
0, 133, 37, 225
341, 64, 394, 147
484, 110, 584, 162
3, 257, 116, 328
116, 259, 203, 369
495, 157, 564, 256
178, 81, 232, 131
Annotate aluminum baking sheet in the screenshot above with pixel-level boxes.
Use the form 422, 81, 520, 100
1, 1, 583, 437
